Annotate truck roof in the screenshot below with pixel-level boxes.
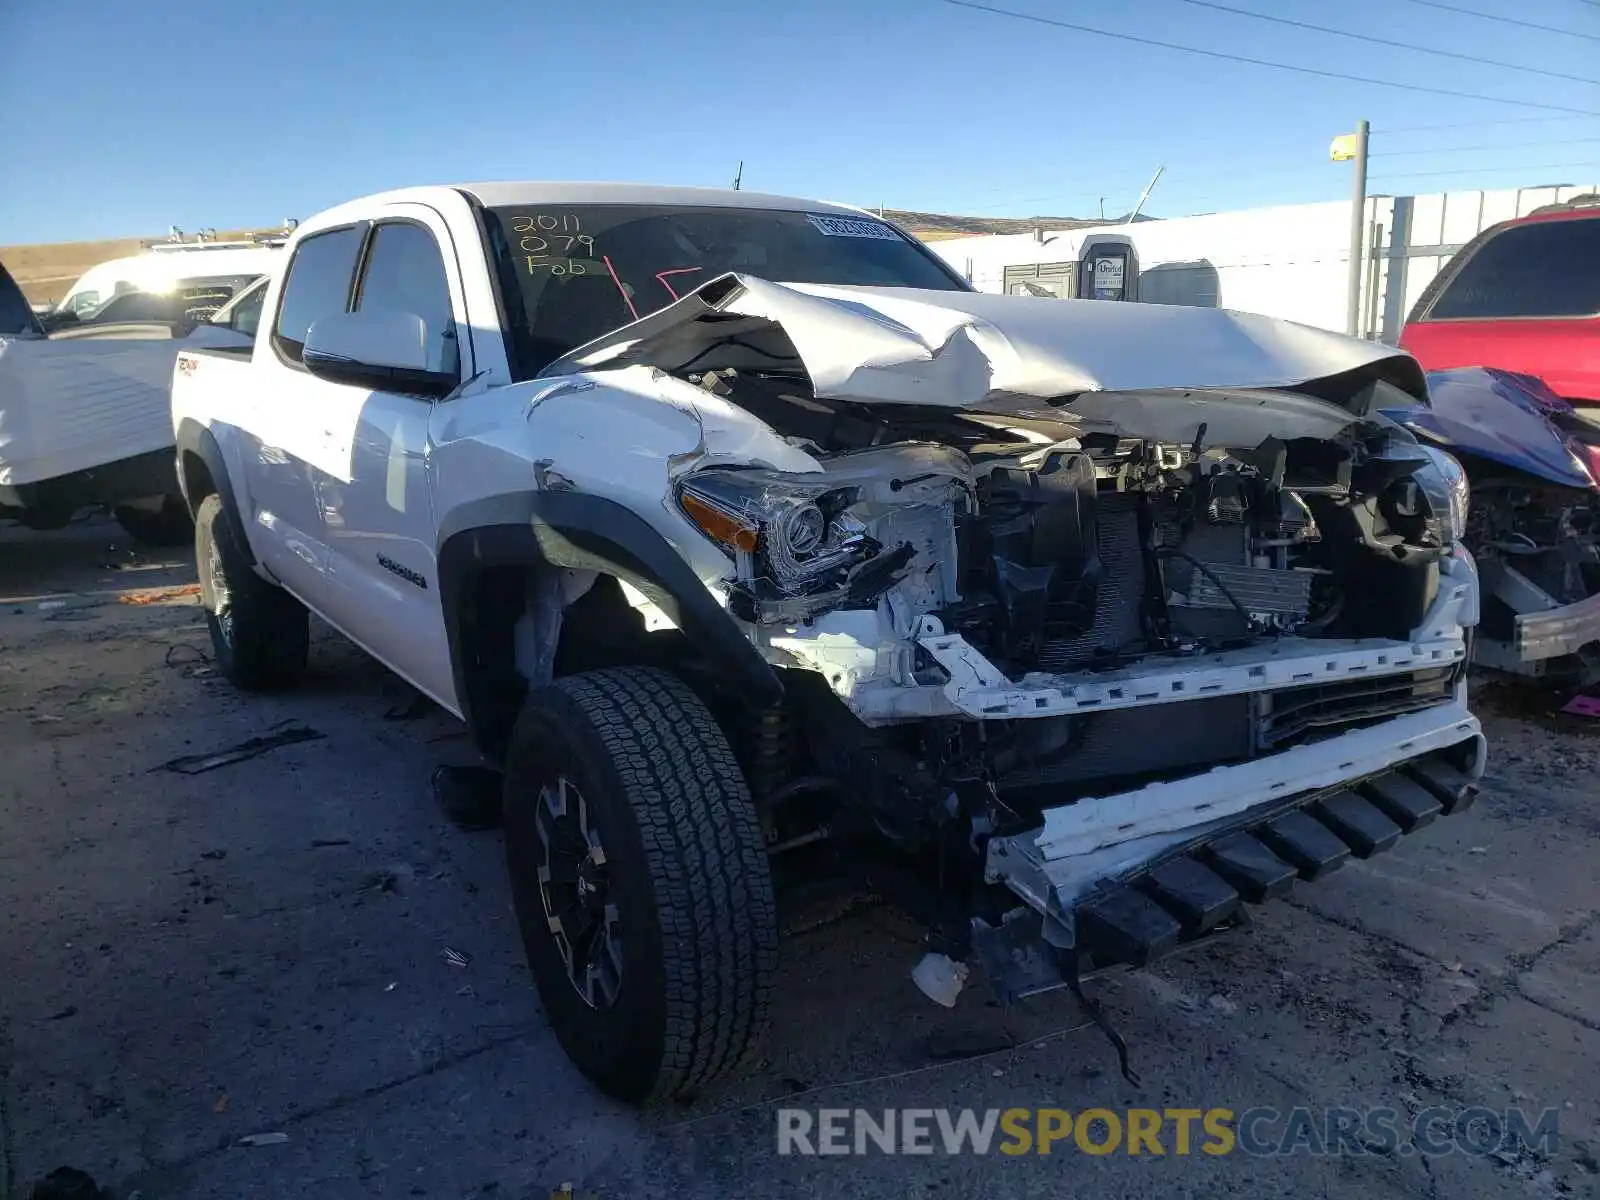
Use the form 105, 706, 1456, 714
457, 181, 868, 215
303, 182, 873, 227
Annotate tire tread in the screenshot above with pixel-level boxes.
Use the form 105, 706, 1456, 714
517, 667, 777, 1099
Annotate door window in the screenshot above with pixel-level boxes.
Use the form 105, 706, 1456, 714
272, 226, 364, 362
355, 222, 458, 376
219, 280, 268, 338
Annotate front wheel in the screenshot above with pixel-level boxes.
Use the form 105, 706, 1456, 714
503, 667, 778, 1104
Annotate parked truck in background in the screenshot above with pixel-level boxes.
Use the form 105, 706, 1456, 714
1, 259, 263, 542
170, 181, 1486, 1104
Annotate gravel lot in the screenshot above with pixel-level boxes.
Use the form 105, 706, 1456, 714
1, 517, 1597, 1200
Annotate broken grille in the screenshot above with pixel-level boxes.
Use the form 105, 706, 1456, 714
1258, 667, 1459, 749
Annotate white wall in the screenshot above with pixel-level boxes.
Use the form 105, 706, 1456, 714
928, 183, 1600, 342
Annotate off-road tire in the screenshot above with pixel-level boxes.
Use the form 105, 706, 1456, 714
503, 667, 778, 1104
114, 496, 193, 546
194, 493, 308, 691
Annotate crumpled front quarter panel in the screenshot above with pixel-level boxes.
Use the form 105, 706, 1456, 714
429, 367, 817, 586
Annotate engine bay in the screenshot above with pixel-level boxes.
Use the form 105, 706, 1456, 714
657, 363, 1476, 890
678, 365, 1462, 676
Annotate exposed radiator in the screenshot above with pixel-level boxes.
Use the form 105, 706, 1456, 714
1173, 561, 1315, 618
1036, 495, 1144, 671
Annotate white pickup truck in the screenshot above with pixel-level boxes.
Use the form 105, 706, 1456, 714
170, 182, 1487, 1103
0, 260, 264, 541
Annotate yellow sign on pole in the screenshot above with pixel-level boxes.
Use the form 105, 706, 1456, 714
1329, 133, 1359, 162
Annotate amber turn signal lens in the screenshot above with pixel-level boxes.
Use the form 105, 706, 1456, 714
681, 491, 759, 552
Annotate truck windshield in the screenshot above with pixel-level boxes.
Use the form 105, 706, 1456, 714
483, 204, 966, 376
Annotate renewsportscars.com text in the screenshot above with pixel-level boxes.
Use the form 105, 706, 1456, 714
776, 1106, 1561, 1158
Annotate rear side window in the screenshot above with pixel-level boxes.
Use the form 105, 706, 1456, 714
171, 275, 258, 322
355, 222, 457, 375
1426, 219, 1600, 320
273, 226, 364, 362
224, 283, 268, 339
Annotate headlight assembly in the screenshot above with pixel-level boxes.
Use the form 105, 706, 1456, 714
676, 445, 972, 623
1411, 444, 1470, 545
677, 469, 880, 615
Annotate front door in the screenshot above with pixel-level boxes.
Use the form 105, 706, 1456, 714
315, 209, 466, 708
241, 223, 368, 605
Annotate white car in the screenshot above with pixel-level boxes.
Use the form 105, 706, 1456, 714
0, 261, 262, 541
169, 182, 1487, 1103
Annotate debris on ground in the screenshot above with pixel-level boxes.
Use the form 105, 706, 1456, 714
164, 644, 214, 678
237, 1132, 290, 1147
383, 691, 434, 721
118, 584, 201, 606
431, 764, 502, 831
443, 947, 471, 969
367, 864, 414, 894
154, 722, 325, 775
922, 1027, 1016, 1062
1560, 693, 1600, 718
25, 1166, 112, 1199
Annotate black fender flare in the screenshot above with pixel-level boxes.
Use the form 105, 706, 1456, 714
437, 491, 784, 749
174, 418, 254, 566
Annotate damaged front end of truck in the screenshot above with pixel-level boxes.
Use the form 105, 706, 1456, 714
539, 275, 1488, 1067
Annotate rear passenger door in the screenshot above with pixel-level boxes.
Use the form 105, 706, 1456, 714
314, 207, 465, 706
243, 224, 367, 605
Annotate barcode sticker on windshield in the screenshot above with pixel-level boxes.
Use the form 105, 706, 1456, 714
806, 213, 902, 241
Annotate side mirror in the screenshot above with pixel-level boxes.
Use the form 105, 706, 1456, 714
302, 309, 457, 397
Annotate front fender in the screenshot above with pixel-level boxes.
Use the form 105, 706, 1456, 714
437, 491, 783, 754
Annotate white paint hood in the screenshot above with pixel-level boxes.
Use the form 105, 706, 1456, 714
540, 274, 1429, 430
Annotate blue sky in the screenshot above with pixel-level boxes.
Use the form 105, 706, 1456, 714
1, 0, 1597, 243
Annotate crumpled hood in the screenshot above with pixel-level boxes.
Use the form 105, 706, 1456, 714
540, 273, 1428, 415
1386, 367, 1597, 491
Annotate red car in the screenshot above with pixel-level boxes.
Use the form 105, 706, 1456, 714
1400, 197, 1600, 409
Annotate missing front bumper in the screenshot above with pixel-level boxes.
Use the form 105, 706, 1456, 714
1512, 590, 1600, 663
1478, 560, 1600, 669
977, 701, 1485, 998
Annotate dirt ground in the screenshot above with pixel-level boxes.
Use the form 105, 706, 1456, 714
0, 517, 1596, 1200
